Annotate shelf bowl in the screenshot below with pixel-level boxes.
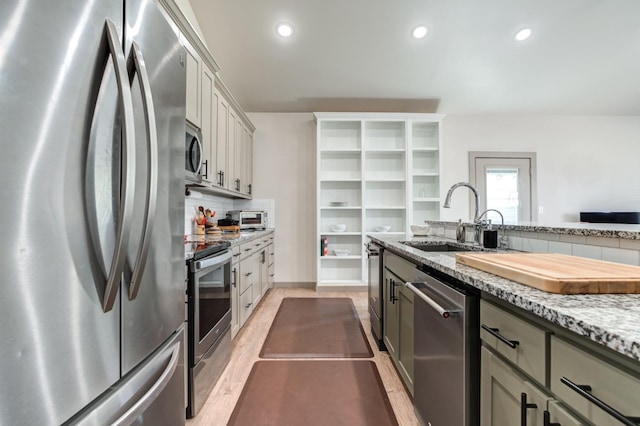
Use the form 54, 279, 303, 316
374, 225, 391, 232
333, 249, 350, 257
330, 224, 347, 232
411, 224, 430, 236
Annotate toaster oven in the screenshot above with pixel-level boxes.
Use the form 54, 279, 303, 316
227, 210, 267, 230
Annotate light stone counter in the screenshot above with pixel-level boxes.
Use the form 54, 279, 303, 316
184, 229, 274, 260
369, 233, 640, 363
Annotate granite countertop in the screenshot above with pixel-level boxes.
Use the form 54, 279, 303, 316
426, 220, 640, 240
369, 233, 640, 363
184, 229, 274, 260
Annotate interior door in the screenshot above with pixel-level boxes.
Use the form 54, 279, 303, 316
474, 157, 532, 224
121, 0, 186, 375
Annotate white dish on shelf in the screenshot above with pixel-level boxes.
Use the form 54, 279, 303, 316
411, 224, 430, 236
374, 225, 391, 232
330, 224, 347, 232
329, 201, 348, 207
333, 249, 350, 257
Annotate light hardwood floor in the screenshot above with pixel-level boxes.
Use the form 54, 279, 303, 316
187, 288, 419, 426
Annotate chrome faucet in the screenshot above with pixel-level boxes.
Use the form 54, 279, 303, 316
478, 208, 508, 249
443, 182, 481, 244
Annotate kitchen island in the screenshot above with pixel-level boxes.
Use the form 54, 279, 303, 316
371, 231, 640, 424
370, 233, 640, 362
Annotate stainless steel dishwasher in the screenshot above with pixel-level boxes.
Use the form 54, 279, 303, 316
406, 266, 479, 426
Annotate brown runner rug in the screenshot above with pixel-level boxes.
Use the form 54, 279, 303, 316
259, 297, 373, 358
227, 360, 398, 426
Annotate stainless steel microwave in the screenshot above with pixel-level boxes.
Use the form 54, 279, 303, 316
185, 122, 203, 183
227, 210, 268, 230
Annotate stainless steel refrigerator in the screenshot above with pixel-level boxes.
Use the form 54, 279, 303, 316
0, 0, 187, 424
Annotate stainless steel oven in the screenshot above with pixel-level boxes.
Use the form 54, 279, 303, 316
187, 243, 232, 418
406, 266, 479, 426
185, 122, 203, 183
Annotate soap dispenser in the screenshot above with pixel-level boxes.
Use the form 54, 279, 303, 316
456, 219, 465, 243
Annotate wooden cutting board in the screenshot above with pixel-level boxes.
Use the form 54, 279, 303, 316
455, 252, 640, 294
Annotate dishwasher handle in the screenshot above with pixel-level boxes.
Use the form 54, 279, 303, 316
405, 281, 461, 319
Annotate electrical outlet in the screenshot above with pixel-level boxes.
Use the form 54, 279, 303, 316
538, 206, 544, 214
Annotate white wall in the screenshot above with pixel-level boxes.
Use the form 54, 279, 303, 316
247, 113, 317, 283
441, 115, 640, 224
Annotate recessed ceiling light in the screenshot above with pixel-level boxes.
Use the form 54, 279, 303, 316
276, 22, 294, 38
515, 27, 533, 41
412, 25, 429, 39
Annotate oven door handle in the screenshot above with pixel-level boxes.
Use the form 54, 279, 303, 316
195, 250, 232, 271
405, 281, 462, 319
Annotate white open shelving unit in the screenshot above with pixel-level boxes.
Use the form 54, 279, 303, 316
315, 113, 444, 290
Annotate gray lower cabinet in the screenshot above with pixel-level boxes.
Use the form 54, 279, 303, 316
479, 298, 640, 426
383, 268, 399, 359
546, 401, 583, 426
550, 336, 640, 425
481, 346, 551, 425
383, 251, 417, 396
398, 282, 414, 388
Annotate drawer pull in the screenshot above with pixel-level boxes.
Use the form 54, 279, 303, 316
520, 393, 537, 426
543, 411, 561, 426
481, 324, 519, 349
560, 377, 640, 426
245, 302, 252, 308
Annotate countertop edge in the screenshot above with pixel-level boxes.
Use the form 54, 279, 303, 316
425, 220, 640, 240
184, 229, 275, 260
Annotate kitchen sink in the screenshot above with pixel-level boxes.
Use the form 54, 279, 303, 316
401, 241, 483, 253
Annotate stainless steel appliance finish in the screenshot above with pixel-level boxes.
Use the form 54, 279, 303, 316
407, 267, 479, 426
185, 122, 203, 183
366, 242, 385, 350
0, 1, 186, 424
227, 210, 268, 230
187, 246, 232, 418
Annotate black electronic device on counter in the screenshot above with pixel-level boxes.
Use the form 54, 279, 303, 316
580, 212, 640, 224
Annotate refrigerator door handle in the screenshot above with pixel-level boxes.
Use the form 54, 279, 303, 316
111, 340, 181, 426
127, 40, 159, 301
100, 19, 137, 313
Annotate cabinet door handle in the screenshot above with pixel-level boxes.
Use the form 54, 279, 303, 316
245, 302, 252, 308
248, 183, 252, 195
245, 272, 252, 276
235, 178, 241, 191
232, 268, 237, 288
543, 411, 561, 426
560, 377, 640, 426
202, 159, 208, 179
244, 248, 251, 252
390, 279, 398, 303
481, 324, 519, 349
520, 393, 537, 426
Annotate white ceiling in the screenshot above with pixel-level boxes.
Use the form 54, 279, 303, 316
188, 0, 640, 115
